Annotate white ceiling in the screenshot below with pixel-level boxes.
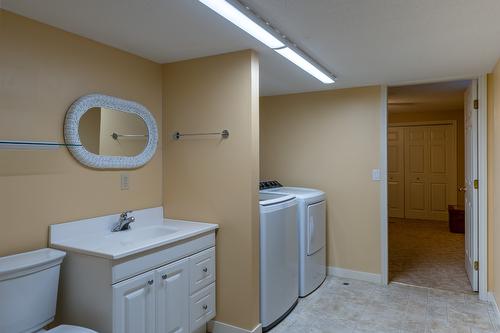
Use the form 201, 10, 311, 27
388, 80, 469, 113
3, 0, 500, 96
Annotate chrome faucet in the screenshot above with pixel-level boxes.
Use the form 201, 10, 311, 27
112, 211, 135, 232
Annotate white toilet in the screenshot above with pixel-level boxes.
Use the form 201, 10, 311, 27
0, 248, 96, 333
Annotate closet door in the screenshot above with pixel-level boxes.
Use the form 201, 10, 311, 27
428, 125, 454, 220
388, 127, 405, 218
404, 127, 428, 220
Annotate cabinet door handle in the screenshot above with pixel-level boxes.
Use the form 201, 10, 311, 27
202, 304, 208, 310
147, 280, 154, 286
202, 267, 208, 273
162, 274, 168, 280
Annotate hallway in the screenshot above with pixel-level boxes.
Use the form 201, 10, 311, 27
389, 218, 472, 293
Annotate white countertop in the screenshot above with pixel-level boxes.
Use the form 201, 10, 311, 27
50, 207, 218, 260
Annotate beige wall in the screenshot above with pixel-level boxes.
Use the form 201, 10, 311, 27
388, 109, 465, 206
78, 107, 101, 154
490, 59, 500, 300
163, 51, 260, 330
0, 10, 163, 257
98, 108, 148, 156
260, 86, 382, 274
488, 73, 495, 291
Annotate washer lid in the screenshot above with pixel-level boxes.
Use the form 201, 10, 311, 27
0, 248, 66, 281
262, 187, 325, 201
259, 193, 296, 206
48, 325, 98, 333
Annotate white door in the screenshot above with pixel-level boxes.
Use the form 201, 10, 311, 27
388, 127, 405, 218
405, 126, 428, 220
428, 125, 454, 221
156, 259, 189, 333
404, 125, 455, 221
465, 79, 479, 291
113, 271, 156, 333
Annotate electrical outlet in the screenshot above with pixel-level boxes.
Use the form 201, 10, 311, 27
121, 174, 129, 190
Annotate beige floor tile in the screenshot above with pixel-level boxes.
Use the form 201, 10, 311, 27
267, 277, 498, 333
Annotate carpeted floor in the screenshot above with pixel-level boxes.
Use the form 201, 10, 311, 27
389, 218, 472, 293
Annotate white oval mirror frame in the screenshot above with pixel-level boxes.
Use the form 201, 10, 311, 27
64, 94, 158, 169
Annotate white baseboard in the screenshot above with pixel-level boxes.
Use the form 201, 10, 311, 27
489, 292, 500, 320
208, 320, 262, 333
327, 266, 382, 284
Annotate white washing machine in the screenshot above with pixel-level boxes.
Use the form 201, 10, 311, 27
259, 192, 298, 332
261, 181, 326, 297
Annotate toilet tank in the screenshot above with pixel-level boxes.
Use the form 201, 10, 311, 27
0, 248, 66, 333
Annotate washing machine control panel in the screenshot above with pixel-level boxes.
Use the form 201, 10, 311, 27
259, 180, 283, 190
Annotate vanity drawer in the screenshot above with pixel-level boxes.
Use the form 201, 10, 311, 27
189, 283, 216, 332
189, 247, 215, 293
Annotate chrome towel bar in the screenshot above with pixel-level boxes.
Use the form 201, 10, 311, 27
173, 129, 229, 141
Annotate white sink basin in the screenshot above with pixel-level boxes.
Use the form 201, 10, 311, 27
104, 225, 179, 244
49, 208, 218, 259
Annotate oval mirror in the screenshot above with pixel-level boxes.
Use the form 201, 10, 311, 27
64, 94, 158, 169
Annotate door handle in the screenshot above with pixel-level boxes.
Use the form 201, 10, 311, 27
458, 186, 466, 192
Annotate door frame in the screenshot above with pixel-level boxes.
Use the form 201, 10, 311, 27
380, 75, 488, 300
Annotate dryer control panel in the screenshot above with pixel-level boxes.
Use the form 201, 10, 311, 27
259, 180, 283, 190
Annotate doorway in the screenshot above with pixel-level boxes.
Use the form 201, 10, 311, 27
384, 79, 484, 294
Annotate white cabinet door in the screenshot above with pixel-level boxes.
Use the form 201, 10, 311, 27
156, 259, 190, 333
113, 271, 156, 333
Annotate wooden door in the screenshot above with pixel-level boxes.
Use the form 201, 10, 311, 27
465, 80, 479, 291
405, 126, 428, 220
156, 259, 189, 333
388, 127, 405, 218
113, 271, 156, 333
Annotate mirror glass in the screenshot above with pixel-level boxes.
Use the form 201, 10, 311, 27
78, 107, 148, 156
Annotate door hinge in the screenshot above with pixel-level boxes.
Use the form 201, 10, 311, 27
474, 261, 479, 271
474, 99, 479, 110
474, 179, 479, 189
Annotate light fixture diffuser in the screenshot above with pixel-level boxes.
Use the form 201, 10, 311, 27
275, 47, 335, 84
198, 0, 284, 49
198, 0, 335, 84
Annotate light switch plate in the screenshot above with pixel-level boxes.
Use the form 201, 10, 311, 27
120, 174, 129, 190
372, 169, 381, 181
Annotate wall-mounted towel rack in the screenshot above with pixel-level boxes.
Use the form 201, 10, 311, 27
173, 129, 229, 141
0, 140, 82, 150
111, 132, 149, 140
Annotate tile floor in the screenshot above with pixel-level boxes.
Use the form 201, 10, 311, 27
389, 218, 471, 293
269, 277, 500, 333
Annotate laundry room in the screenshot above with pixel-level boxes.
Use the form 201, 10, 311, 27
260, 87, 383, 280
2, 1, 500, 333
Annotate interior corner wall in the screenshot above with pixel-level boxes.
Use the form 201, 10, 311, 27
0, 10, 163, 257
490, 59, 500, 301
388, 109, 465, 206
260, 86, 382, 274
487, 72, 495, 292
162, 50, 260, 330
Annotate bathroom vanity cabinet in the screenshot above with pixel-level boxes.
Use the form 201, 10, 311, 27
113, 246, 215, 333
49, 207, 218, 333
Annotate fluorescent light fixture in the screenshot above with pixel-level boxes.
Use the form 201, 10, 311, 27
198, 0, 335, 84
198, 0, 284, 49
275, 47, 335, 84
